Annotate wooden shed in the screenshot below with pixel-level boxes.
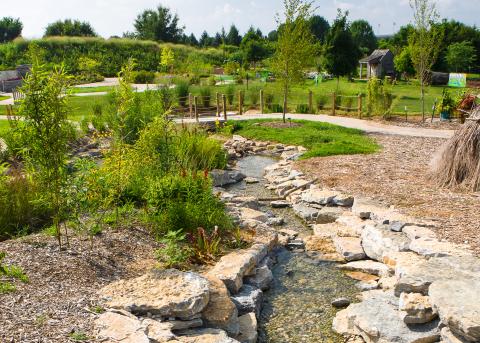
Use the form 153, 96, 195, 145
359, 49, 395, 79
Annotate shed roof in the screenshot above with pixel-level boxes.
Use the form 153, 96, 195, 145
0, 70, 20, 82
359, 49, 391, 64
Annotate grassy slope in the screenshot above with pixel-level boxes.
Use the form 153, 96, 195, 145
231, 119, 379, 158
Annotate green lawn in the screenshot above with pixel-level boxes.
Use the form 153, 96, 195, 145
0, 95, 10, 101
70, 86, 116, 94
229, 119, 379, 159
0, 120, 10, 137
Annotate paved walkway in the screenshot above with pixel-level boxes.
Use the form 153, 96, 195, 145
181, 113, 455, 139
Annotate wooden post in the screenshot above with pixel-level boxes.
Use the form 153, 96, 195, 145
358, 94, 362, 118
216, 92, 220, 117
238, 91, 243, 115
308, 90, 313, 113
223, 94, 227, 121
260, 89, 264, 114
332, 92, 336, 116
194, 96, 199, 123
189, 93, 193, 118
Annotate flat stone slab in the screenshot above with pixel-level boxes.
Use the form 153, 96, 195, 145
333, 290, 440, 343
239, 208, 269, 223
333, 237, 366, 261
313, 222, 360, 238
177, 328, 240, 342
99, 269, 210, 319
244, 265, 273, 291
352, 197, 391, 220
337, 260, 391, 277
402, 225, 437, 240
361, 224, 411, 262
95, 311, 151, 343
429, 278, 480, 342
409, 237, 473, 258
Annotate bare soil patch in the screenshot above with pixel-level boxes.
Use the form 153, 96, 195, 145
0, 228, 160, 342
295, 134, 480, 256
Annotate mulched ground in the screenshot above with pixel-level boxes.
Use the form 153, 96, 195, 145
0, 228, 159, 342
296, 134, 480, 256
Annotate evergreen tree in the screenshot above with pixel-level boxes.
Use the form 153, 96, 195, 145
309, 15, 330, 43
199, 31, 212, 47
350, 19, 378, 55
133, 5, 184, 43
226, 25, 242, 46
0, 17, 22, 43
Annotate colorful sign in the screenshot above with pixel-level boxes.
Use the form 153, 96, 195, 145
448, 73, 467, 88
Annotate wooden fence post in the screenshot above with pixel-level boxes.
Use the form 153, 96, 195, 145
308, 90, 313, 114
238, 91, 243, 115
358, 94, 362, 118
223, 94, 227, 121
194, 96, 199, 123
216, 92, 220, 117
332, 92, 336, 116
260, 89, 264, 114
189, 93, 193, 118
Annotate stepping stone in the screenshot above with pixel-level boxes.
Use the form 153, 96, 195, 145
337, 260, 391, 276
333, 237, 366, 261
361, 224, 410, 262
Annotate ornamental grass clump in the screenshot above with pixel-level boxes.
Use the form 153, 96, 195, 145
433, 107, 480, 191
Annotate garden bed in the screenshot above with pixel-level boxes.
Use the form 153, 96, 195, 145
295, 134, 480, 256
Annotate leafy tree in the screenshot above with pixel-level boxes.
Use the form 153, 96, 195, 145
350, 19, 377, 55
199, 31, 213, 47
446, 41, 476, 72
409, 0, 443, 120
226, 25, 242, 46
309, 15, 330, 43
0, 17, 22, 43
323, 10, 361, 86
160, 46, 175, 72
394, 47, 415, 76
267, 30, 278, 41
133, 5, 184, 43
241, 27, 270, 66
272, 0, 316, 123
44, 19, 97, 37
184, 33, 198, 46
213, 32, 223, 47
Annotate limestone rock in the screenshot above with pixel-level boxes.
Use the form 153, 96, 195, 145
236, 313, 258, 343
245, 177, 259, 184
142, 319, 177, 342
202, 276, 240, 336
360, 225, 410, 262
409, 237, 472, 258
304, 235, 337, 254
167, 319, 203, 331
208, 244, 267, 294
99, 269, 210, 319
313, 222, 360, 238
399, 293, 438, 324
429, 279, 480, 342
292, 202, 320, 222
316, 207, 345, 224
333, 290, 440, 343
337, 260, 391, 277
440, 328, 469, 343
336, 214, 373, 236
333, 237, 366, 261
351, 197, 390, 220
230, 197, 260, 210
239, 208, 269, 223
244, 266, 273, 291
270, 200, 290, 208
301, 189, 338, 205
211, 170, 246, 187
231, 285, 263, 317
94, 311, 150, 343
402, 226, 437, 241
331, 298, 351, 308
177, 328, 240, 343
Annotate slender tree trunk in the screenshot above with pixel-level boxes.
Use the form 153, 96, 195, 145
421, 77, 425, 122
283, 84, 288, 123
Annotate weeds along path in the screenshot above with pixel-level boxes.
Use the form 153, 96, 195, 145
187, 113, 455, 139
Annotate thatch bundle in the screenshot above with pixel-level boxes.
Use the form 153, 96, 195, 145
433, 107, 480, 191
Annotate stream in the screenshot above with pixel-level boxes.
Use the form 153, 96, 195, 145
226, 156, 357, 343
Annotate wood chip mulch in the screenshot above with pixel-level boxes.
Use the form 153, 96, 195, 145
295, 134, 480, 256
0, 228, 159, 342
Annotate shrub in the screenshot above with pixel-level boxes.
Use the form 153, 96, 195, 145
248, 87, 260, 107
199, 87, 211, 108
189, 75, 200, 85
316, 95, 328, 110
226, 85, 235, 106
265, 93, 274, 109
295, 104, 309, 114
208, 76, 217, 86
176, 81, 190, 107
269, 104, 284, 113
132, 70, 155, 84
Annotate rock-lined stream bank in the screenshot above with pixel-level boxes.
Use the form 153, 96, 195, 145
92, 135, 480, 343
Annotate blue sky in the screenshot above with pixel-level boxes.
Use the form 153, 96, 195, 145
4, 0, 480, 38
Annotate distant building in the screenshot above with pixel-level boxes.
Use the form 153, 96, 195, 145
359, 49, 395, 79
0, 65, 31, 92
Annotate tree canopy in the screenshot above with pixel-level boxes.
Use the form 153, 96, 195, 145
133, 5, 184, 43
226, 25, 242, 46
44, 19, 96, 37
350, 19, 377, 56
322, 10, 361, 78
0, 17, 23, 43
309, 15, 330, 43
446, 41, 477, 72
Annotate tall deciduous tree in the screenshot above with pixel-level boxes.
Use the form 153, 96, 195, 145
226, 25, 242, 46
272, 0, 317, 123
309, 15, 330, 43
134, 5, 184, 43
0, 17, 22, 43
44, 19, 97, 37
350, 19, 378, 55
409, 0, 443, 120
322, 10, 361, 88
445, 41, 477, 73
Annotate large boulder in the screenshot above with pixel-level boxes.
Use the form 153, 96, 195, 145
94, 311, 151, 343
361, 225, 410, 262
202, 276, 240, 336
429, 278, 480, 342
333, 290, 440, 343
236, 313, 258, 343
398, 293, 438, 324
99, 269, 210, 319
177, 328, 240, 343
231, 285, 263, 317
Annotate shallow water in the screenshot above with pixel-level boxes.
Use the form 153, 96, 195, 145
227, 155, 357, 343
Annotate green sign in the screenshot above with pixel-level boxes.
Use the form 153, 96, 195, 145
448, 73, 467, 88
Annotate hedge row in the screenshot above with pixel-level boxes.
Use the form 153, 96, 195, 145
0, 37, 226, 76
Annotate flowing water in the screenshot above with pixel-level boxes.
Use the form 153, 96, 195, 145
227, 156, 357, 343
